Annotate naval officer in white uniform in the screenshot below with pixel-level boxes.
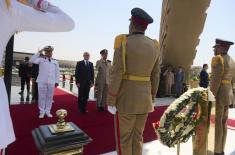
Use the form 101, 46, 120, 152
30, 46, 60, 118
0, 0, 74, 149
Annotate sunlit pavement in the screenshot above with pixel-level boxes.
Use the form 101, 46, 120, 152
10, 78, 235, 155
102, 129, 235, 155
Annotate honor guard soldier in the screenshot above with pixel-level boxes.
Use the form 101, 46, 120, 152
30, 46, 60, 118
95, 49, 111, 112
107, 8, 161, 155
210, 39, 235, 155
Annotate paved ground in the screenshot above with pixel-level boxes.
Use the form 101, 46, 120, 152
102, 129, 235, 155
9, 76, 235, 155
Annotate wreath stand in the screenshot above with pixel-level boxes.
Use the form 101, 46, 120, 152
192, 101, 215, 155
177, 141, 180, 155
154, 88, 216, 155
176, 101, 214, 155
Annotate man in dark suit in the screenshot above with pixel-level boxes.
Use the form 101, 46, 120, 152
175, 66, 184, 97
75, 52, 94, 113
31, 63, 39, 101
199, 64, 209, 88
18, 56, 32, 95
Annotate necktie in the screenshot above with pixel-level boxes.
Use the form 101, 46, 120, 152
49, 58, 51, 62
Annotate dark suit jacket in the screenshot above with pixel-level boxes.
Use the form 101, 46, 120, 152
19, 62, 31, 78
31, 64, 39, 79
199, 69, 209, 88
75, 60, 94, 85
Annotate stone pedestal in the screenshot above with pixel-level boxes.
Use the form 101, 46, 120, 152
32, 122, 92, 155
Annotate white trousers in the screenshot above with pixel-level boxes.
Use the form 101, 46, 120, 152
0, 78, 15, 149
38, 83, 55, 114
0, 148, 5, 155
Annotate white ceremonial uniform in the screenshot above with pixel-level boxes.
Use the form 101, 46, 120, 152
0, 0, 74, 149
30, 53, 60, 114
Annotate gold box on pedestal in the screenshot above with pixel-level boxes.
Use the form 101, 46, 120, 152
32, 109, 92, 155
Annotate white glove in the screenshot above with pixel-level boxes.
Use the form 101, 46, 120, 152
108, 106, 117, 115
207, 88, 216, 102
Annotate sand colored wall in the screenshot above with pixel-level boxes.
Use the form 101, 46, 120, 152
159, 0, 211, 78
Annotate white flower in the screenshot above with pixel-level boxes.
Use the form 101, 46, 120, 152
160, 115, 166, 127
182, 125, 194, 136
170, 103, 178, 110
156, 87, 207, 147
175, 123, 184, 132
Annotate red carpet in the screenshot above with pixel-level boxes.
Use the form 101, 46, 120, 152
8, 88, 167, 155
228, 119, 235, 130
210, 115, 235, 131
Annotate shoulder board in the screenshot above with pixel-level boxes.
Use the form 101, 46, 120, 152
114, 34, 127, 49
146, 36, 153, 41
211, 55, 224, 68
52, 59, 58, 62
146, 36, 160, 48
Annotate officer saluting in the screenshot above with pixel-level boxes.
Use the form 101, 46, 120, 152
30, 46, 60, 118
210, 39, 235, 155
107, 8, 160, 155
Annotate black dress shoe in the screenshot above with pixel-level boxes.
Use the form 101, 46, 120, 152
229, 104, 234, 108
80, 110, 88, 114
101, 107, 105, 111
214, 152, 224, 155
98, 107, 105, 112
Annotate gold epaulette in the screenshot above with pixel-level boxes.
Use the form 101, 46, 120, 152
211, 55, 224, 68
114, 34, 127, 49
211, 55, 224, 75
6, 0, 11, 8
0, 68, 4, 77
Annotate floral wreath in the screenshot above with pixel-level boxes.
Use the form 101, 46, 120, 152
153, 87, 214, 147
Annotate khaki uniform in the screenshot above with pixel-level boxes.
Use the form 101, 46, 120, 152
210, 54, 235, 153
107, 34, 160, 155
95, 59, 111, 108
163, 70, 174, 96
